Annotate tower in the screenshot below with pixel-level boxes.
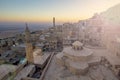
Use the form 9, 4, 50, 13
53, 17, 58, 51
25, 23, 34, 63
53, 17, 55, 27
25, 23, 31, 43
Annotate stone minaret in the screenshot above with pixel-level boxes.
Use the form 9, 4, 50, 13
25, 23, 34, 63
53, 17, 55, 28
53, 17, 58, 50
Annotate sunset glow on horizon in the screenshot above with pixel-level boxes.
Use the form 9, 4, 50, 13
0, 0, 120, 23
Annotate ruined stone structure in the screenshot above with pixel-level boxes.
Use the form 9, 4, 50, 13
56, 41, 101, 75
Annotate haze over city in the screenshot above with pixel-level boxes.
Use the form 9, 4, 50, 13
0, 0, 120, 80
0, 0, 120, 24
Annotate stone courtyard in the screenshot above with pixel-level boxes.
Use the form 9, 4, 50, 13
44, 57, 118, 80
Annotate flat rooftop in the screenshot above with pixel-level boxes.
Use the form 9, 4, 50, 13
14, 64, 35, 80
33, 53, 50, 67
0, 64, 17, 80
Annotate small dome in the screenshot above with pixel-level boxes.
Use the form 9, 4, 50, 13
72, 41, 83, 50
72, 41, 83, 47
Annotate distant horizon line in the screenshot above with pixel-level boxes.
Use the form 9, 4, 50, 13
0, 17, 90, 25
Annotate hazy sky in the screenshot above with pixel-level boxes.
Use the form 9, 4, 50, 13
0, 0, 120, 23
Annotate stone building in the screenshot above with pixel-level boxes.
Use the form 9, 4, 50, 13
76, 14, 104, 46
62, 23, 79, 45
25, 23, 50, 69
56, 41, 101, 75
42, 17, 63, 52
